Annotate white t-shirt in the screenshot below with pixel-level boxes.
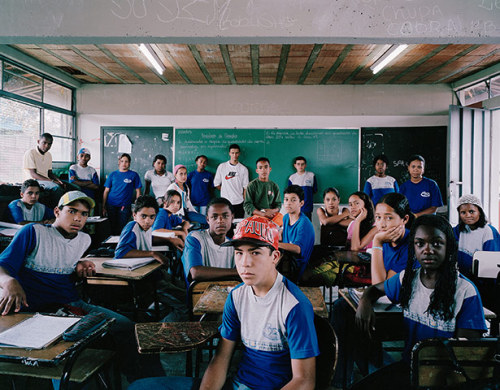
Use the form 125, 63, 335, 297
214, 161, 249, 205
23, 148, 52, 180
144, 169, 175, 199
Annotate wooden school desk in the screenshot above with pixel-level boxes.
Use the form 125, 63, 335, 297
0, 313, 116, 390
83, 257, 163, 320
193, 283, 329, 318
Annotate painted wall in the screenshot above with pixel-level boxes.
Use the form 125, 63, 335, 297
77, 83, 452, 173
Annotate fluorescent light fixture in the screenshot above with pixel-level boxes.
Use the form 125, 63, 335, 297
370, 44, 408, 74
138, 44, 165, 75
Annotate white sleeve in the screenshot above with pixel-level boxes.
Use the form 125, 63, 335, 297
214, 164, 223, 186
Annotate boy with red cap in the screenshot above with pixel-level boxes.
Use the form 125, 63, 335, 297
129, 215, 319, 390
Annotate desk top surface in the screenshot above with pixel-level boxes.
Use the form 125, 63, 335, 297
84, 257, 162, 280
193, 284, 328, 318
333, 251, 367, 264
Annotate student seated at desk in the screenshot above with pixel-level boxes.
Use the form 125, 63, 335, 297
182, 197, 238, 285
329, 192, 415, 387
452, 194, 500, 315
129, 216, 319, 390
346, 191, 377, 252
316, 187, 351, 247
0, 191, 164, 382
278, 185, 315, 282
115, 195, 174, 258
243, 157, 282, 220
353, 215, 486, 388
152, 190, 190, 243
7, 179, 54, 225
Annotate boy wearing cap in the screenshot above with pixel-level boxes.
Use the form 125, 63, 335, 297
8, 179, 55, 224
244, 157, 282, 219
69, 147, 100, 200
0, 191, 164, 381
129, 215, 319, 390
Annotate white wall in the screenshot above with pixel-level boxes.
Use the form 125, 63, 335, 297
77, 84, 452, 173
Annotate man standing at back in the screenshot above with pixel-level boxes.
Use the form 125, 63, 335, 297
214, 144, 249, 218
23, 133, 65, 207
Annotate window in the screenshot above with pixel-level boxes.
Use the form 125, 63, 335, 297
455, 73, 500, 107
0, 58, 76, 184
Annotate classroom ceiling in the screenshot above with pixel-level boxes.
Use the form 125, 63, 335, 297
8, 43, 500, 86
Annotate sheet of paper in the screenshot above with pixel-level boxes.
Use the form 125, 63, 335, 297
0, 228, 19, 237
0, 221, 22, 229
152, 231, 175, 238
103, 236, 120, 244
118, 134, 132, 153
0, 314, 80, 349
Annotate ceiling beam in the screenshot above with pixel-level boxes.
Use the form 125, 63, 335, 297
219, 44, 236, 85
320, 45, 352, 84
275, 45, 290, 85
155, 45, 192, 84
411, 45, 481, 83
188, 44, 214, 84
343, 46, 380, 84
251, 45, 259, 85
95, 44, 149, 84
69, 45, 125, 83
0, 44, 81, 88
129, 44, 170, 84
452, 63, 500, 90
298, 44, 323, 85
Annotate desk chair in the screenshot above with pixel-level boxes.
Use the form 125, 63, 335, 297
410, 338, 500, 389
314, 314, 338, 390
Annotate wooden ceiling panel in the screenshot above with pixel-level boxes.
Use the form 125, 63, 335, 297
162, 44, 209, 84
8, 43, 500, 86
281, 44, 314, 84
227, 44, 252, 84
196, 44, 230, 84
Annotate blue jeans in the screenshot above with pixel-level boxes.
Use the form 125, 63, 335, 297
186, 210, 208, 229
128, 376, 250, 390
193, 205, 207, 216
106, 204, 132, 235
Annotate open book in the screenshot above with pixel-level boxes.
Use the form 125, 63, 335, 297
102, 257, 156, 271
0, 314, 80, 349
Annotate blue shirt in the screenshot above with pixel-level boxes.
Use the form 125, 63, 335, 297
382, 228, 412, 274
363, 175, 399, 206
453, 224, 500, 275
8, 200, 54, 223
187, 170, 214, 207
385, 269, 487, 361
399, 177, 443, 214
0, 224, 90, 311
152, 208, 183, 231
282, 213, 315, 278
104, 170, 142, 207
221, 274, 319, 389
115, 221, 152, 259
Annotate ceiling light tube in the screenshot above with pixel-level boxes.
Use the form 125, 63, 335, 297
370, 44, 408, 74
139, 44, 165, 75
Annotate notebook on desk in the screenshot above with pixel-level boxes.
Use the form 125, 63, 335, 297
0, 314, 80, 349
102, 257, 157, 271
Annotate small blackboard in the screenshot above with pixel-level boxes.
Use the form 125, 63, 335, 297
100, 127, 174, 187
360, 127, 447, 204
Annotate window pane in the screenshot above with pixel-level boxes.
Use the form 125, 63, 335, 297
44, 109, 73, 137
44, 79, 72, 110
458, 82, 489, 106
2, 63, 42, 101
50, 136, 73, 162
0, 60, 3, 89
0, 97, 40, 183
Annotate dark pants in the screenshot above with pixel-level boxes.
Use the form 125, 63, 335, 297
107, 204, 132, 235
232, 203, 245, 218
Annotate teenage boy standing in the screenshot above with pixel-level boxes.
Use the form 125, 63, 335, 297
214, 144, 249, 218
287, 156, 317, 220
363, 154, 399, 206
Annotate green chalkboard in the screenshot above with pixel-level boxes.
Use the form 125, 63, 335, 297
101, 127, 174, 187
360, 127, 447, 203
175, 128, 359, 203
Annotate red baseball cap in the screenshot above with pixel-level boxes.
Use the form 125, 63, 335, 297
221, 216, 279, 250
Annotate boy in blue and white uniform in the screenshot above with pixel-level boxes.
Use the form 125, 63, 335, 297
0, 191, 164, 381
68, 148, 100, 200
399, 154, 443, 217
287, 156, 317, 220
363, 154, 399, 206
187, 155, 214, 216
279, 185, 315, 281
115, 195, 171, 261
8, 179, 54, 224
129, 215, 319, 390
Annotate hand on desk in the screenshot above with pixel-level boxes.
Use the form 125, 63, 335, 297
0, 278, 28, 315
151, 251, 169, 265
169, 237, 185, 251
76, 260, 96, 278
